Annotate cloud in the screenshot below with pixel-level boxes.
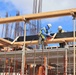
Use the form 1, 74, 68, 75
3, 0, 33, 15
0, 0, 76, 31
1, 0, 76, 16
42, 0, 76, 12
3, 0, 76, 13
0, 0, 17, 18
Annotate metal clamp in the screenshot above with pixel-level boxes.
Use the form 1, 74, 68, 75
71, 12, 76, 20
23, 17, 29, 23
23, 18, 27, 23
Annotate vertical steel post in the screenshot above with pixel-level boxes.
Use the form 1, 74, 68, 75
21, 19, 26, 75
70, 12, 76, 75
44, 56, 47, 75
72, 12, 76, 75
33, 49, 36, 75
73, 16, 76, 75
64, 43, 68, 75
45, 57, 47, 75
65, 45, 68, 75
57, 48, 58, 75
8, 59, 10, 75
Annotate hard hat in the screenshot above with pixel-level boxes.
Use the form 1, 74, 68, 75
47, 24, 52, 28
58, 26, 62, 30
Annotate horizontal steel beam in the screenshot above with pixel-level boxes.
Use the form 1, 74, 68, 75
0, 8, 76, 24
14, 37, 76, 45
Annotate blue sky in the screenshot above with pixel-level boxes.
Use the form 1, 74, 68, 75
0, 0, 76, 38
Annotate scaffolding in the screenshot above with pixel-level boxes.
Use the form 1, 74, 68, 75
0, 8, 76, 75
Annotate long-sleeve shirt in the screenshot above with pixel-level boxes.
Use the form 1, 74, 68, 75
41, 27, 49, 37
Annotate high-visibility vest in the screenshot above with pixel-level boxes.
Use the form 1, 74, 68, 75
39, 27, 47, 39
58, 30, 65, 33
61, 30, 65, 33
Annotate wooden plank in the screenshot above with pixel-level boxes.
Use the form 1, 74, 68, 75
0, 43, 3, 46
0, 36, 75, 46
0, 38, 11, 46
0, 8, 76, 24
14, 37, 75, 45
0, 37, 75, 46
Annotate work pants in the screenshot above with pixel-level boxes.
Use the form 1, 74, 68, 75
38, 36, 45, 49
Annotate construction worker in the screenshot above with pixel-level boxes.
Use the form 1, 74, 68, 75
38, 24, 52, 49
58, 26, 65, 48
58, 26, 65, 33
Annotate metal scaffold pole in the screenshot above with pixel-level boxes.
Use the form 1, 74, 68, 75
33, 49, 36, 75
21, 19, 26, 75
64, 43, 68, 75
44, 56, 47, 75
72, 12, 76, 75
57, 47, 58, 75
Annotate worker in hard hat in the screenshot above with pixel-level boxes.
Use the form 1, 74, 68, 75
58, 26, 65, 48
58, 26, 65, 33
38, 24, 52, 49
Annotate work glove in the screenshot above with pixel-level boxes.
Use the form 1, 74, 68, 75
48, 33, 50, 35
48, 33, 52, 37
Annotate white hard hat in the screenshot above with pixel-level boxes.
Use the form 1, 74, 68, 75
47, 24, 52, 28
58, 26, 62, 30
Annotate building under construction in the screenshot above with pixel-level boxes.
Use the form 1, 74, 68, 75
0, 8, 76, 75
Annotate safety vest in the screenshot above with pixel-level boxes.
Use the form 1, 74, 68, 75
39, 27, 47, 39
58, 30, 65, 33
62, 30, 65, 33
